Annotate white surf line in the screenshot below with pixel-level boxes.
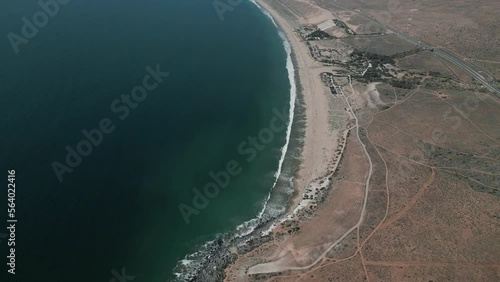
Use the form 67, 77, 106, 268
234, 0, 297, 237
174, 4, 298, 278
257, 34, 296, 217
268, 124, 351, 236
173, 3, 299, 280
249, 81, 373, 274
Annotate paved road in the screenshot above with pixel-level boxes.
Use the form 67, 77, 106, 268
433, 48, 499, 94
356, 10, 500, 95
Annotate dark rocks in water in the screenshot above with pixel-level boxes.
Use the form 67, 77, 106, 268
189, 217, 277, 281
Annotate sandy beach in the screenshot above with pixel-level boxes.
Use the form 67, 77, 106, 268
223, 1, 500, 281
221, 0, 361, 279
254, 0, 341, 212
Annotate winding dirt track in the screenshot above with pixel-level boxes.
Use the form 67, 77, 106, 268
249, 79, 374, 275
244, 1, 500, 279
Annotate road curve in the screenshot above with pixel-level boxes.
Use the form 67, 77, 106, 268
355, 9, 500, 95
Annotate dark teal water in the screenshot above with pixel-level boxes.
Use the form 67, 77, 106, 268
0, 0, 290, 281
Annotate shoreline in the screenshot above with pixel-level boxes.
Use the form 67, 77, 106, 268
249, 0, 303, 221
175, 0, 342, 280
173, 1, 306, 280
224, 0, 352, 279
182, 1, 500, 280
250, 0, 302, 216
252, 0, 341, 216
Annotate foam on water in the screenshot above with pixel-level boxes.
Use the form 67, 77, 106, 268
241, 0, 297, 230
172, 1, 297, 279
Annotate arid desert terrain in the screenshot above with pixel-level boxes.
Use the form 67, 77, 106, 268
222, 0, 500, 281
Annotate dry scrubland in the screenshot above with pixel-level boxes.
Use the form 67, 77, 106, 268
223, 0, 499, 281
317, 0, 500, 68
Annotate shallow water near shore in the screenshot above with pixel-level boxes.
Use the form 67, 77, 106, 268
0, 0, 292, 281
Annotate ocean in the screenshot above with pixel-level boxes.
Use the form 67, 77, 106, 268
0, 0, 296, 281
